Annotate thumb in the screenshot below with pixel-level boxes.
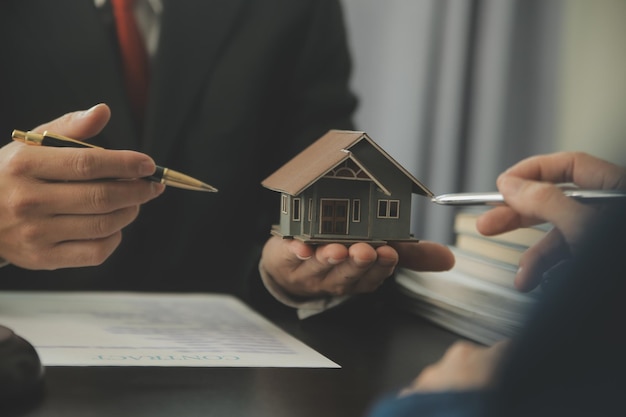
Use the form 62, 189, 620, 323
33, 103, 111, 141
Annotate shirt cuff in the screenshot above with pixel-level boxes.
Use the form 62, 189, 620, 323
0, 257, 9, 268
258, 260, 351, 319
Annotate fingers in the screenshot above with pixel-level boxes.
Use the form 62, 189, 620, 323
33, 103, 112, 141
9, 144, 157, 182
296, 242, 390, 296
322, 243, 398, 294
478, 151, 626, 237
17, 234, 123, 270
42, 207, 140, 241
11, 103, 157, 182
475, 205, 524, 236
261, 238, 398, 298
262, 237, 456, 299
260, 237, 320, 296
474, 151, 626, 293
478, 176, 596, 238
0, 104, 166, 270
402, 339, 510, 395
5, 207, 139, 270
5, 172, 164, 216
266, 237, 320, 273
477, 175, 595, 293
515, 228, 569, 292
498, 176, 596, 243
1, 177, 164, 270
503, 151, 626, 190
392, 241, 455, 271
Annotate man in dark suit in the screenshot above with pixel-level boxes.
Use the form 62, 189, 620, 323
0, 1, 454, 311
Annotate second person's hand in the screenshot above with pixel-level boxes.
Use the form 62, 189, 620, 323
399, 339, 511, 396
475, 151, 626, 292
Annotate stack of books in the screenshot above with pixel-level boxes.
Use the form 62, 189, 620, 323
395, 209, 550, 345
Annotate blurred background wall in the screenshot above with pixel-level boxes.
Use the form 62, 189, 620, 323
340, 0, 625, 244
557, 0, 626, 162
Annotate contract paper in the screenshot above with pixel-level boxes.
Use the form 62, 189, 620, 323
0, 291, 339, 368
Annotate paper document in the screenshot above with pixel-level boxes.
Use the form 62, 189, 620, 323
0, 291, 339, 368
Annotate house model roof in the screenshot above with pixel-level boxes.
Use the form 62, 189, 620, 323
261, 129, 434, 197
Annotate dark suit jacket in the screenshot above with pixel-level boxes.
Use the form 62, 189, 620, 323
0, 0, 357, 300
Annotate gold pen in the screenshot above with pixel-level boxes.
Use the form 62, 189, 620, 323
11, 130, 217, 192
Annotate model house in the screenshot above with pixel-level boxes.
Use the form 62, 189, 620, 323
261, 130, 434, 245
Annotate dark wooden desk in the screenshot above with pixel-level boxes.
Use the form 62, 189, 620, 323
7, 295, 461, 417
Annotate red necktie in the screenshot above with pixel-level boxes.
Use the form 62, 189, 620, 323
111, 0, 150, 124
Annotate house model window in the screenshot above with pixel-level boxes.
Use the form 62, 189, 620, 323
261, 130, 434, 245
377, 200, 400, 219
292, 198, 301, 221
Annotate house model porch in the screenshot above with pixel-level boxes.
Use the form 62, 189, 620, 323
261, 130, 434, 245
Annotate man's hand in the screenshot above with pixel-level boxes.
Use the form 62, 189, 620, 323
260, 237, 454, 299
0, 104, 165, 269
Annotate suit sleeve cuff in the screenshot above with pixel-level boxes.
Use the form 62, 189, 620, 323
0, 257, 10, 268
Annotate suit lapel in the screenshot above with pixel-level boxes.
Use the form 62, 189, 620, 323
15, 1, 246, 156
143, 0, 246, 161
30, 0, 140, 150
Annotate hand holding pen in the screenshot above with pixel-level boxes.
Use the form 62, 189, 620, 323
11, 131, 217, 192
0, 103, 195, 270
468, 151, 626, 293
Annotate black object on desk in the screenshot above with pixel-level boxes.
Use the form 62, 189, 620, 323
0, 325, 45, 411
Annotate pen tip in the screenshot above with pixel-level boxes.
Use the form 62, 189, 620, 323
201, 183, 218, 192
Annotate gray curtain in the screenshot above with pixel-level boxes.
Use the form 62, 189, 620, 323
342, 0, 563, 244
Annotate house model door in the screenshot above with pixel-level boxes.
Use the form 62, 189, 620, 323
320, 199, 349, 235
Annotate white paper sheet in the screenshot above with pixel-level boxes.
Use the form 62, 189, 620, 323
0, 291, 339, 368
